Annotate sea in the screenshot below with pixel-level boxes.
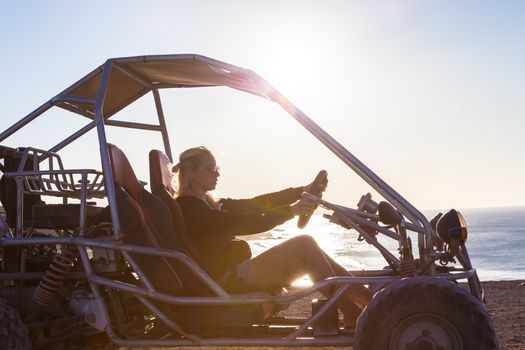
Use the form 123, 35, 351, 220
245, 206, 525, 283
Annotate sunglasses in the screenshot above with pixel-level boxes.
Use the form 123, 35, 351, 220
197, 165, 220, 173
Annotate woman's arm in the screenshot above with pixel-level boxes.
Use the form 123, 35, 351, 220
219, 186, 304, 213
177, 196, 294, 239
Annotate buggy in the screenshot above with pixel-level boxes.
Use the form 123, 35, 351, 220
0, 54, 498, 349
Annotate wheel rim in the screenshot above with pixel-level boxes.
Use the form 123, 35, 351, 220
389, 313, 463, 350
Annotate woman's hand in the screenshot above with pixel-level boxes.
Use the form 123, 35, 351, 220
291, 197, 317, 216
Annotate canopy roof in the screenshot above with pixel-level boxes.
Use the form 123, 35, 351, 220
54, 54, 272, 119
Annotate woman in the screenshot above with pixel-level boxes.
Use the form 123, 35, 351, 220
174, 146, 371, 327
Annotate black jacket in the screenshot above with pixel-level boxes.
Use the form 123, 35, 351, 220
176, 187, 303, 279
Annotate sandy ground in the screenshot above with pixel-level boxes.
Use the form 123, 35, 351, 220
482, 280, 525, 349
125, 280, 524, 350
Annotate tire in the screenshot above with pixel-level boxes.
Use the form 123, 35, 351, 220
0, 298, 32, 349
354, 277, 498, 350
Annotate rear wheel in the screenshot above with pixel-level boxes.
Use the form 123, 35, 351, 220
0, 298, 31, 349
354, 277, 498, 350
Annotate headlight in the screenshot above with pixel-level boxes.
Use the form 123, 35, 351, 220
436, 209, 468, 244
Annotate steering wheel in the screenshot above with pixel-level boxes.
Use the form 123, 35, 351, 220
297, 170, 328, 229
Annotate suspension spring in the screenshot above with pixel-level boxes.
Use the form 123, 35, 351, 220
32, 244, 78, 306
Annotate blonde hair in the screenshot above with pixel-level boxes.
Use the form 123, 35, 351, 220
172, 146, 217, 206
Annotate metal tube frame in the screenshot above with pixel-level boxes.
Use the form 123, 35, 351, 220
93, 60, 121, 242
0, 54, 479, 347
0, 235, 476, 347
232, 74, 434, 265
152, 89, 173, 161
103, 119, 163, 131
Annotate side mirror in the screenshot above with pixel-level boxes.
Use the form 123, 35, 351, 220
378, 201, 403, 226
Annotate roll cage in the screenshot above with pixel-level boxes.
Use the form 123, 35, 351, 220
0, 54, 434, 256
0, 54, 483, 348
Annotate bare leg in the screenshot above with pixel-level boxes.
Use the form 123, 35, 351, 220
242, 235, 372, 326
322, 252, 372, 305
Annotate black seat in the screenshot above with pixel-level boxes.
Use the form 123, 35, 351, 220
148, 150, 205, 269
109, 143, 185, 295
108, 144, 263, 331
148, 149, 289, 315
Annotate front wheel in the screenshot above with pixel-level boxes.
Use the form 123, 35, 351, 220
354, 277, 498, 350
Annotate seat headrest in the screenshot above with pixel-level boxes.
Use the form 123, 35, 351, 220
108, 143, 141, 201
149, 149, 176, 197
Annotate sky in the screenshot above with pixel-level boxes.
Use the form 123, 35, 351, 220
1, 0, 524, 211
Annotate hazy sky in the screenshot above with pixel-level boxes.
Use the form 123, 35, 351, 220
1, 1, 524, 211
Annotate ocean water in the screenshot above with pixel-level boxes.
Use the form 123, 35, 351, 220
245, 206, 525, 282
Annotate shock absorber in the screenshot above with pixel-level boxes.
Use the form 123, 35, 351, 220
32, 244, 78, 305
399, 237, 418, 277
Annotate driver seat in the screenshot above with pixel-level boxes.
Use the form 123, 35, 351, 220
108, 144, 265, 332
148, 149, 289, 312
148, 149, 205, 269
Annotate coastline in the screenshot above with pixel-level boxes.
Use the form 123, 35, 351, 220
136, 279, 524, 350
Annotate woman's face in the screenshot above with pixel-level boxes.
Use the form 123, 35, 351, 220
193, 155, 220, 193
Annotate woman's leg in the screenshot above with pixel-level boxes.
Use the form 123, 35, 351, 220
322, 252, 372, 306
242, 234, 371, 326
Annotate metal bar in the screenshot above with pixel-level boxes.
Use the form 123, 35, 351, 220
324, 203, 424, 234
152, 89, 173, 162
55, 102, 96, 119
88, 274, 399, 306
105, 324, 354, 348
0, 235, 227, 296
48, 122, 97, 153
349, 269, 396, 277
456, 244, 473, 270
263, 83, 434, 263
105, 288, 127, 336
140, 54, 249, 75
51, 95, 96, 105
304, 194, 403, 250
15, 178, 24, 236
156, 83, 214, 89
120, 251, 156, 292
322, 206, 401, 241
344, 212, 401, 241
286, 284, 350, 341
4, 169, 102, 177
0, 236, 474, 291
77, 244, 112, 332
339, 213, 400, 268
93, 60, 122, 240
136, 295, 202, 343
0, 101, 53, 142
456, 246, 483, 300
0, 235, 475, 308
0, 271, 90, 280
78, 172, 87, 235
5, 170, 105, 199
53, 65, 104, 105
77, 245, 102, 298
104, 119, 162, 131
